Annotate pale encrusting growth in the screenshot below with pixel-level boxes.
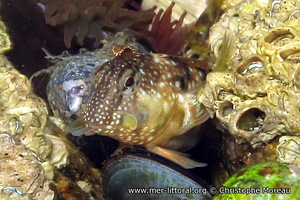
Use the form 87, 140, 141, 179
0, 56, 58, 199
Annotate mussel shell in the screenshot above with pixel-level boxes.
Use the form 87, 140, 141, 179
102, 148, 212, 200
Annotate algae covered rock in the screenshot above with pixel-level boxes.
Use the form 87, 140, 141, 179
194, 0, 300, 181
214, 161, 300, 200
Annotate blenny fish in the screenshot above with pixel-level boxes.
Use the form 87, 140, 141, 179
68, 46, 210, 168
67, 0, 225, 168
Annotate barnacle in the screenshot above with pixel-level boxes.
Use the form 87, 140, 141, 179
36, 0, 156, 48
198, 0, 300, 147
0, 55, 65, 199
0, 53, 104, 199
0, 134, 54, 199
277, 136, 300, 167
0, 16, 104, 198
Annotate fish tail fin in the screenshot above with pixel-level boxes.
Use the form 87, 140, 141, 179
66, 117, 95, 136
146, 146, 207, 169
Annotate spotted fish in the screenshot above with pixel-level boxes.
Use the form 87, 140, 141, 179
68, 46, 211, 168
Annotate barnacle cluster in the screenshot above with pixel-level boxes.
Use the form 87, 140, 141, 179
0, 53, 104, 199
277, 136, 300, 166
36, 0, 155, 47
0, 55, 59, 199
198, 0, 300, 147
0, 133, 54, 199
0, 14, 104, 198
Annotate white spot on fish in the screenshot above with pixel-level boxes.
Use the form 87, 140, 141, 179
159, 82, 165, 88
153, 56, 160, 63
147, 136, 153, 142
107, 125, 113, 129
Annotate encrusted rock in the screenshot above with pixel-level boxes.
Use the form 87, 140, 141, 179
199, 0, 300, 147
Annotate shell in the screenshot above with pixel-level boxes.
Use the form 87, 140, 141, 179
277, 136, 300, 167
101, 148, 212, 200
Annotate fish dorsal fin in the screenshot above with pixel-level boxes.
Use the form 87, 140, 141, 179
112, 45, 136, 57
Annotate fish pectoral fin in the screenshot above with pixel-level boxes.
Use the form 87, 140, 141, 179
192, 110, 210, 126
66, 117, 95, 136
112, 143, 132, 156
146, 146, 207, 169
178, 109, 210, 135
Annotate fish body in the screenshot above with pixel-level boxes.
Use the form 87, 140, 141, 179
66, 0, 226, 168
68, 46, 210, 168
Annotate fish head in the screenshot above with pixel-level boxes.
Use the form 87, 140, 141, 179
73, 46, 208, 146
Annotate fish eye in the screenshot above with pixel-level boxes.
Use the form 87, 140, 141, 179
124, 77, 135, 88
